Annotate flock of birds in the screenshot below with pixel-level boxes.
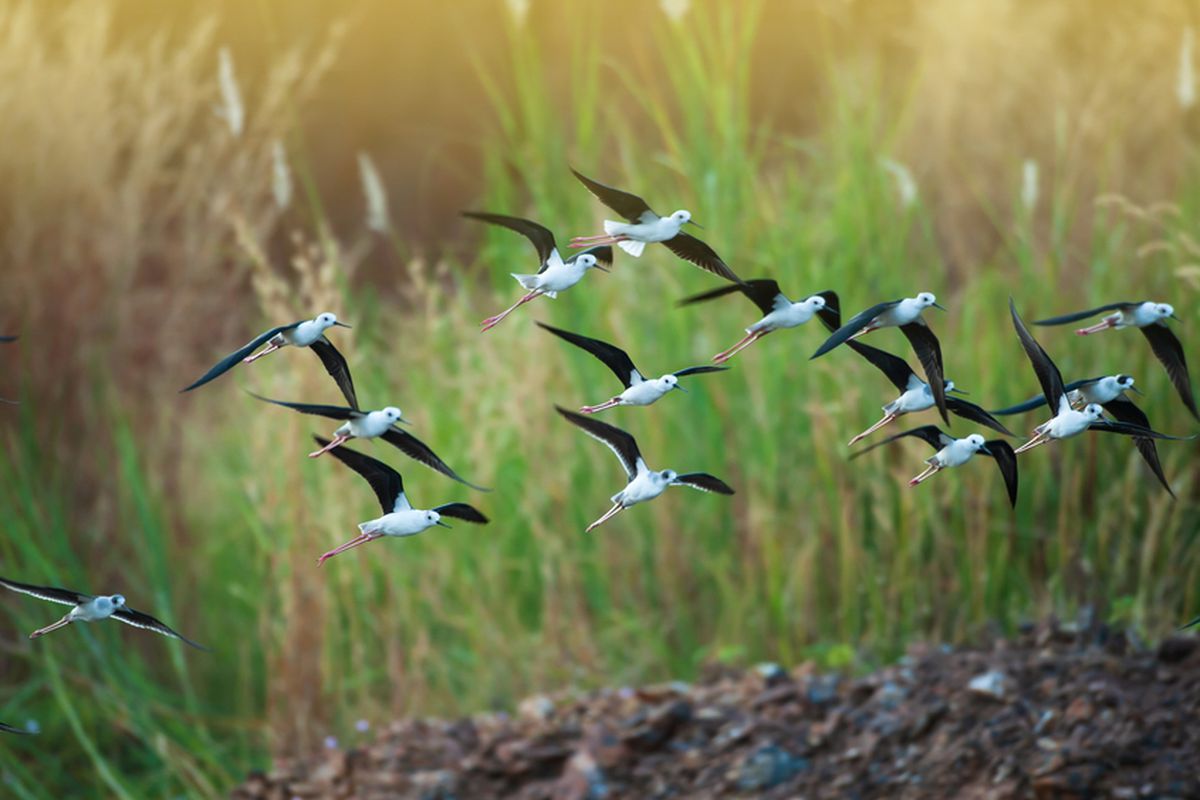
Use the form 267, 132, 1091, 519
0, 168, 1197, 735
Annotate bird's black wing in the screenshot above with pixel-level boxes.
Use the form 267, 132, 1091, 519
570, 168, 656, 223
1088, 421, 1193, 440
0, 722, 32, 735
111, 607, 209, 651
850, 340, 919, 393
1103, 397, 1175, 497
181, 322, 300, 393
901, 322, 947, 423
378, 429, 488, 491
320, 436, 407, 513
537, 322, 641, 387
432, 503, 489, 524
462, 211, 558, 266
677, 278, 784, 316
1009, 299, 1066, 413
1032, 303, 1137, 326
677, 282, 747, 308
1140, 323, 1198, 420
671, 473, 735, 495
0, 577, 88, 607
673, 365, 729, 378
946, 398, 1017, 437
980, 441, 1019, 507
849, 425, 954, 459
309, 338, 358, 409
249, 392, 358, 421
811, 301, 896, 359
661, 233, 743, 283
556, 406, 642, 480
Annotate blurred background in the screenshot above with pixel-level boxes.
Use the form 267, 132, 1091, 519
2, 0, 1199, 795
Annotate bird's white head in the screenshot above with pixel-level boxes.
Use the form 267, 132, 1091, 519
944, 379, 957, 393
965, 433, 988, 452
1153, 302, 1176, 320
381, 406, 409, 425
804, 295, 828, 310
669, 209, 692, 225
658, 374, 681, 391
658, 469, 678, 484
915, 292, 938, 308
426, 510, 450, 528
1116, 374, 1135, 389
315, 312, 350, 330
1083, 403, 1105, 421
577, 253, 600, 270
109, 594, 126, 608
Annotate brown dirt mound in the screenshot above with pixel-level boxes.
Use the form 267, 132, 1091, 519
233, 618, 1200, 799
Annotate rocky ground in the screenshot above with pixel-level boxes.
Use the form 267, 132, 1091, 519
234, 617, 1200, 799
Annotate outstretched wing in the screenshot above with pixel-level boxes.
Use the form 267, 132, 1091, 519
945, 398, 1017, 437
979, 441, 1019, 507
432, 503, 489, 524
570, 168, 657, 223
1140, 324, 1198, 420
0, 576, 88, 607
462, 211, 558, 266
671, 472, 735, 495
677, 278, 783, 316
811, 301, 896, 359
537, 322, 641, 387
181, 322, 300, 393
849, 425, 954, 459
321, 437, 408, 513
901, 322, 947, 423
379, 429, 488, 491
673, 365, 729, 378
249, 392, 358, 421
661, 234, 742, 283
1103, 397, 1175, 497
1088, 421, 1193, 440
309, 338, 358, 409
111, 607, 209, 651
556, 406, 642, 480
1032, 302, 1136, 326
1009, 300, 1066, 413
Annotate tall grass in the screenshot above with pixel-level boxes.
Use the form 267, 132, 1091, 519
1, 0, 1199, 796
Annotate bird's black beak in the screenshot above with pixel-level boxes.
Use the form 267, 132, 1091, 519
436, 520, 452, 529
1171, 313, 1182, 322
687, 220, 703, 229
593, 263, 611, 273
980, 445, 992, 456
674, 384, 689, 393
933, 302, 947, 311
1129, 385, 1145, 396
947, 386, 969, 396
334, 321, 352, 328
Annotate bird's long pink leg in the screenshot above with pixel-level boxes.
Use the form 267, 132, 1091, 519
1076, 318, 1117, 335
715, 331, 769, 363
846, 324, 879, 342
308, 435, 351, 458
243, 343, 280, 364
568, 235, 626, 249
1013, 430, 1050, 455
30, 616, 72, 639
585, 503, 624, 533
481, 291, 542, 332
570, 233, 614, 242
848, 413, 899, 446
317, 533, 378, 566
580, 398, 621, 414
908, 464, 940, 486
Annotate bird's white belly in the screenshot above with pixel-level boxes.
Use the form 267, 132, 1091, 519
361, 511, 431, 537
755, 305, 808, 332
539, 265, 587, 293
891, 387, 933, 414
348, 413, 390, 439
936, 443, 975, 468
1047, 411, 1091, 440
286, 322, 323, 346
620, 382, 668, 406
613, 218, 679, 243
616, 475, 666, 507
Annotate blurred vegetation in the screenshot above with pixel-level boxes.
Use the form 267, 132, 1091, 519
1, 0, 1200, 795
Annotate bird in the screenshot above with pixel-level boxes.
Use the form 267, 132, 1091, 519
1033, 301, 1196, 419
567, 168, 742, 283
182, 312, 356, 406
463, 211, 612, 333
989, 374, 1177, 496
1008, 299, 1187, 457
817, 304, 1015, 445
556, 406, 734, 532
677, 279, 837, 363
0, 722, 33, 735
250, 394, 487, 490
811, 293, 949, 422
314, 437, 488, 566
537, 322, 727, 414
0, 576, 207, 650
850, 426, 1019, 506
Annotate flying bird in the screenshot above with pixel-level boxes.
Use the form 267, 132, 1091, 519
1033, 301, 1196, 419
315, 437, 488, 565
812, 292, 949, 422
182, 312, 356, 406
537, 322, 726, 414
556, 406, 733, 532
463, 211, 612, 333
568, 169, 742, 283
0, 722, 33, 735
817, 304, 1014, 444
850, 426, 1019, 506
990, 374, 1177, 496
677, 279, 837, 363
1008, 300, 1187, 460
251, 394, 487, 489
0, 576, 207, 650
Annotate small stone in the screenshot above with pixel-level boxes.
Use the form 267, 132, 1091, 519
1063, 696, 1094, 726
518, 695, 555, 722
733, 744, 809, 791
967, 669, 1009, 701
754, 662, 789, 686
